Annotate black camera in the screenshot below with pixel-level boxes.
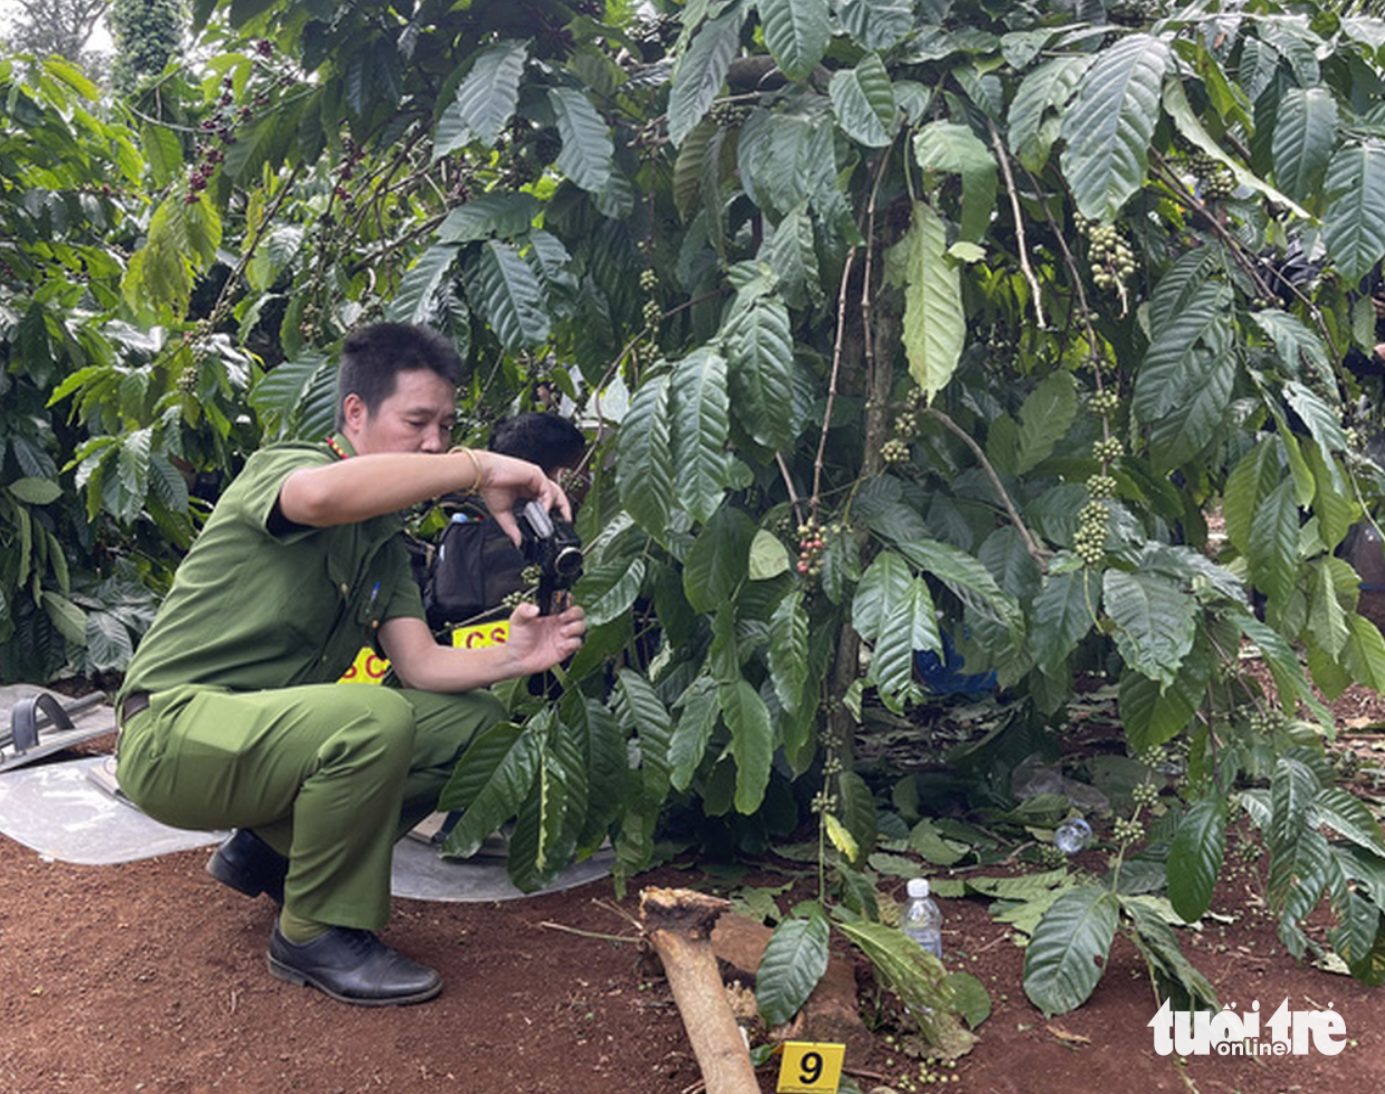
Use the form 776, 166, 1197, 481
514, 500, 583, 615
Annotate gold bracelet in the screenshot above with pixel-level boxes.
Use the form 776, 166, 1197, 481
455, 446, 486, 492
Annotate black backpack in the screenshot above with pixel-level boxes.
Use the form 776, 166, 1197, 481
423, 503, 527, 630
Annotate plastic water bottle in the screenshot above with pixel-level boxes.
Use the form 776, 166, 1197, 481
902, 878, 943, 958
1053, 817, 1092, 855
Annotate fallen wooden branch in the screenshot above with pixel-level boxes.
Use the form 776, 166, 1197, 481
640, 887, 760, 1094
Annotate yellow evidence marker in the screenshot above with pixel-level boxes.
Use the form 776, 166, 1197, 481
776, 1041, 845, 1094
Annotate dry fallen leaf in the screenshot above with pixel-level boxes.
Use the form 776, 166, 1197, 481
1046, 1023, 1090, 1045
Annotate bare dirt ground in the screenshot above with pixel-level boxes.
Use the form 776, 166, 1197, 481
4, 689, 1385, 1094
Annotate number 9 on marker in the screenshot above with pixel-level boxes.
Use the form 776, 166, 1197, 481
776, 1041, 845, 1093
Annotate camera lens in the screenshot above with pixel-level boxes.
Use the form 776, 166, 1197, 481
554, 546, 583, 577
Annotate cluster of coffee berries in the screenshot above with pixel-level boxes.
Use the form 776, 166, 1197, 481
1188, 152, 1235, 200
186, 76, 244, 202
300, 301, 324, 345
640, 265, 662, 329
500, 589, 531, 610
882, 437, 910, 465
185, 143, 225, 203
891, 1057, 961, 1090
630, 13, 678, 51
1108, 0, 1159, 25
186, 68, 275, 203
176, 324, 212, 385
1131, 781, 1160, 809
1113, 816, 1145, 846
895, 402, 920, 439
797, 518, 830, 577
1247, 707, 1285, 734
499, 152, 538, 189
1089, 388, 1120, 417
810, 788, 840, 814
708, 101, 753, 128
1086, 473, 1117, 500
633, 118, 663, 154
629, 339, 660, 366
1092, 436, 1124, 463
332, 138, 366, 206
532, 128, 564, 168
1073, 500, 1109, 566
984, 326, 1012, 353
558, 466, 590, 498
1037, 842, 1070, 867
1080, 218, 1136, 291
1137, 737, 1190, 778
889, 386, 928, 459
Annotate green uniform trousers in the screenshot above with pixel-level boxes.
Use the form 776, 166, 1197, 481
116, 682, 503, 930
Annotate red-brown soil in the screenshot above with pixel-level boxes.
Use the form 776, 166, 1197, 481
3, 698, 1385, 1094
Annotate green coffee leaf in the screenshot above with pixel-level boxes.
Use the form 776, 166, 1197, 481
759, 0, 830, 82
830, 52, 897, 148
757, 912, 831, 1027
1061, 34, 1169, 221
721, 678, 774, 814
548, 85, 613, 195
616, 372, 674, 538
900, 202, 964, 402
439, 722, 542, 857
1102, 570, 1197, 686
1022, 884, 1120, 1016
435, 39, 528, 152
1167, 799, 1226, 923
1323, 141, 1385, 284
668, 8, 741, 147
670, 347, 730, 525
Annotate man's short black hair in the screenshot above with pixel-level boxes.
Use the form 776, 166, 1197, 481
335, 323, 464, 429
488, 412, 585, 476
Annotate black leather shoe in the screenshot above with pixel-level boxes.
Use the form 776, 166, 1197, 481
206, 829, 288, 905
267, 925, 443, 1006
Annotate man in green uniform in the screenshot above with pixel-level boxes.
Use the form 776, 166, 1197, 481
114, 322, 585, 1006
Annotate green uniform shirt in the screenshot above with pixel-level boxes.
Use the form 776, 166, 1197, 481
119, 435, 423, 701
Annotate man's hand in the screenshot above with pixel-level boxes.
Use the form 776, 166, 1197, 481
381, 603, 585, 693
473, 451, 571, 546
503, 600, 586, 675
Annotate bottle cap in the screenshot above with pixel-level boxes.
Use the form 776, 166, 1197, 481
907, 878, 930, 899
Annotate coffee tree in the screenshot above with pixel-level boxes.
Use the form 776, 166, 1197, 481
0, 55, 168, 682
27, 0, 1385, 1015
